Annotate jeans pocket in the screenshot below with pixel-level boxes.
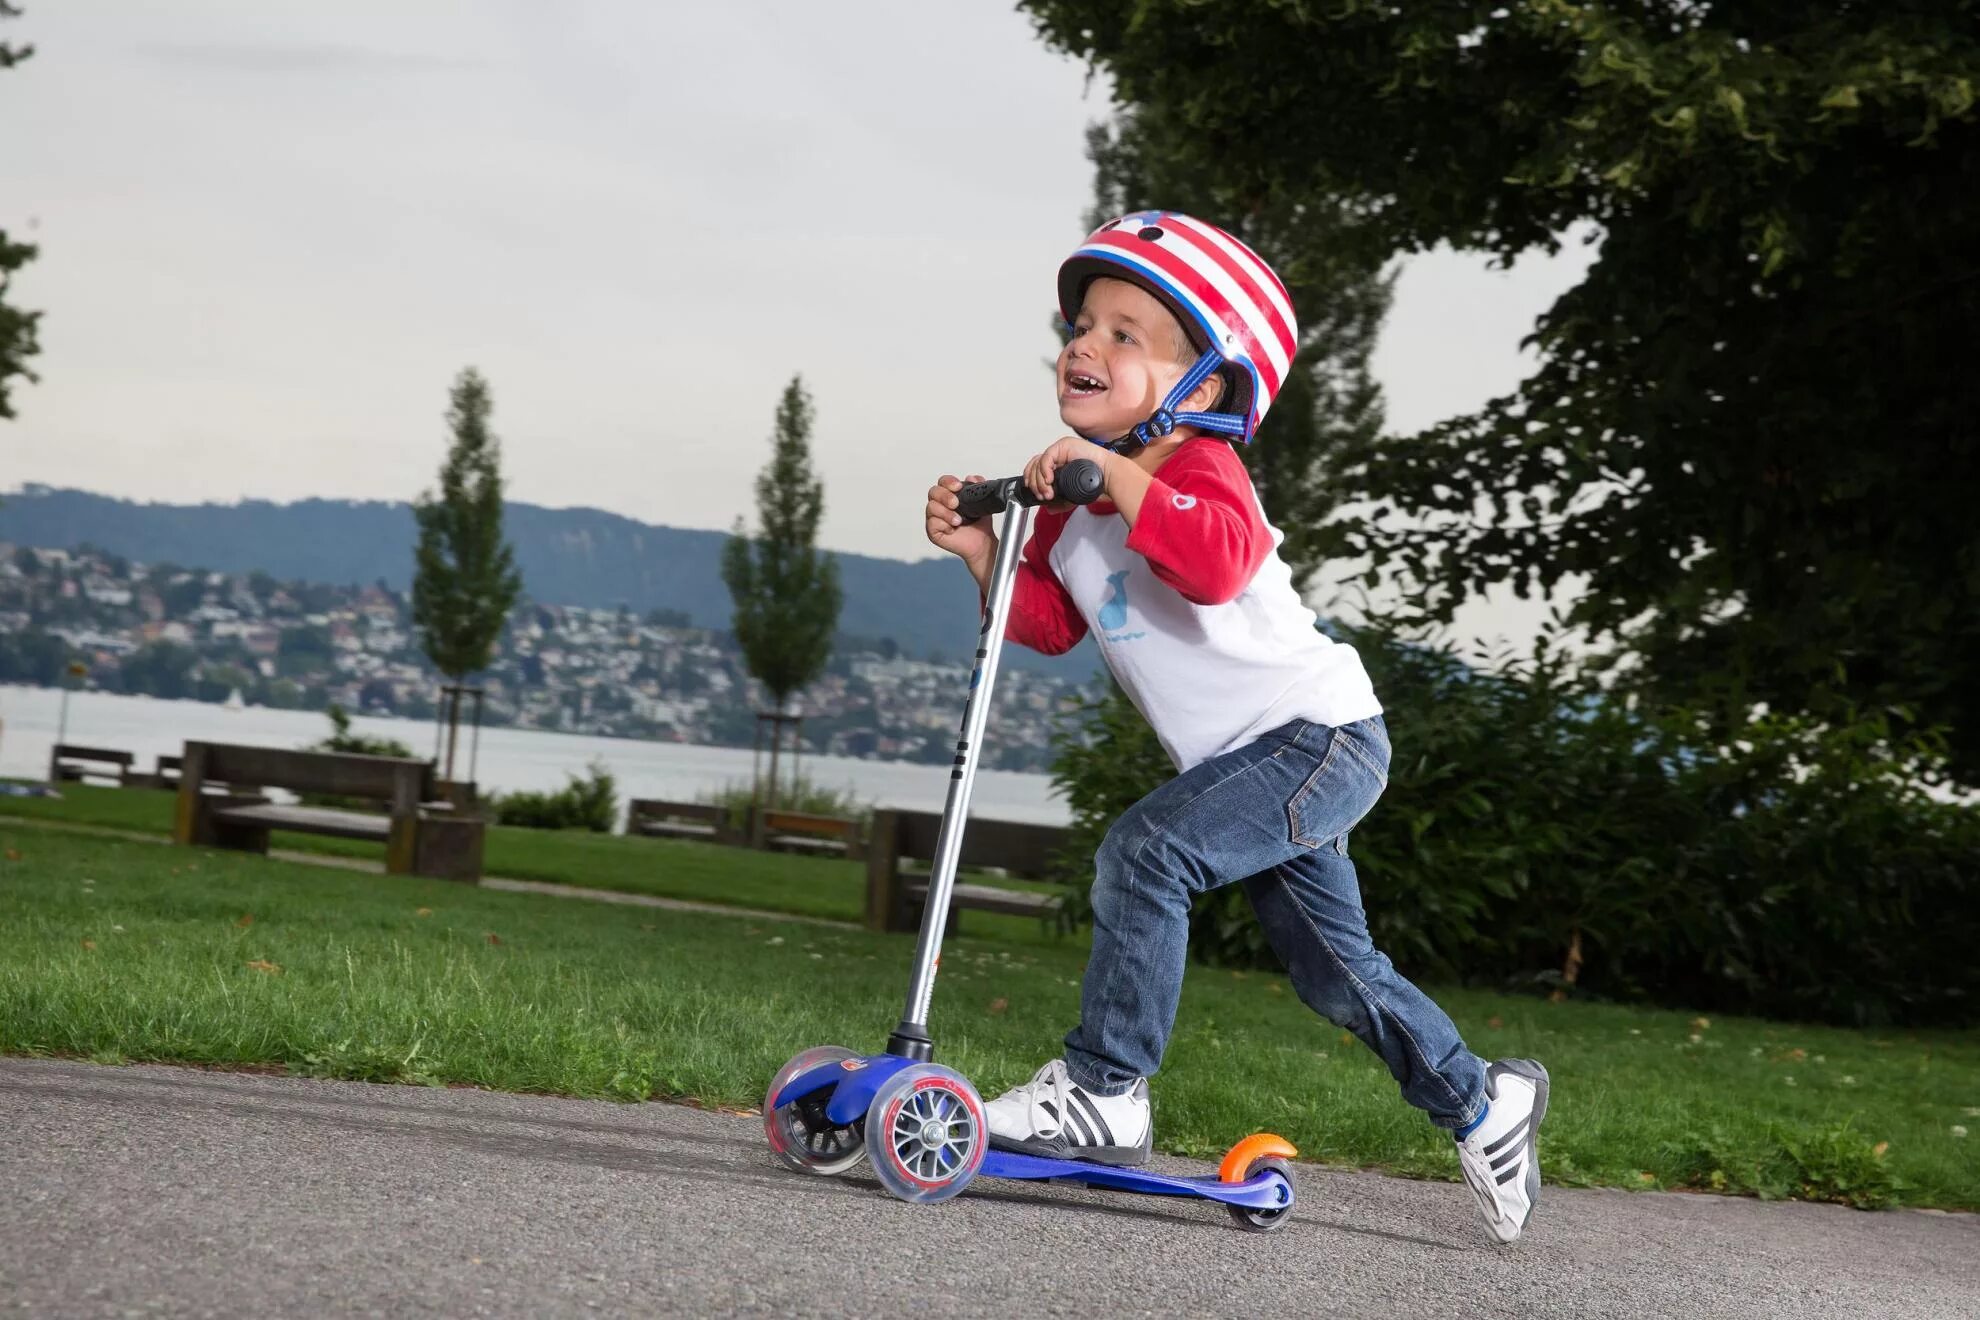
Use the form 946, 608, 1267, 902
1286, 727, 1385, 850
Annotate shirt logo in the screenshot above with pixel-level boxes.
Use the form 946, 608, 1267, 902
1172, 493, 1197, 510
1097, 569, 1145, 644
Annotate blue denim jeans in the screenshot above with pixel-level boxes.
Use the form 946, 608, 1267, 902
1063, 716, 1488, 1131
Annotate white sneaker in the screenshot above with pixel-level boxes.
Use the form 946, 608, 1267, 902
984, 1059, 1153, 1166
1455, 1059, 1550, 1244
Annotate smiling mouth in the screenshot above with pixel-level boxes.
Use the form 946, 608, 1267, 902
1064, 371, 1107, 397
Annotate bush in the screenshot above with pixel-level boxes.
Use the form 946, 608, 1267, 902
307, 704, 414, 760
488, 760, 618, 832
698, 774, 868, 833
1049, 621, 1980, 1026
298, 705, 418, 810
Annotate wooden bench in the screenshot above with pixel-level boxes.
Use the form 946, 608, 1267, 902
171, 741, 483, 883
753, 807, 865, 861
122, 754, 184, 791
865, 808, 1072, 933
48, 744, 134, 786
626, 798, 742, 845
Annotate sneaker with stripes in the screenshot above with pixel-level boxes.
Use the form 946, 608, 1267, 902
984, 1059, 1153, 1166
1455, 1058, 1550, 1244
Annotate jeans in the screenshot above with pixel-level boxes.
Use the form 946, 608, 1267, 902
1063, 716, 1488, 1131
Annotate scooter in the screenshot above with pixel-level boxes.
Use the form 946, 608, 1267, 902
761, 458, 1298, 1232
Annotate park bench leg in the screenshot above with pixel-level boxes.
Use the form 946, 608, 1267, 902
414, 817, 483, 883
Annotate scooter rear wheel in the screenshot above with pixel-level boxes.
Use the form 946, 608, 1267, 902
1227, 1155, 1296, 1233
764, 1045, 867, 1176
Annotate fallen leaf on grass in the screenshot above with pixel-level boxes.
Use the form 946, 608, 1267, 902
414, 907, 432, 918
81, 939, 96, 951
245, 959, 282, 975
236, 914, 254, 928
484, 932, 502, 946
3, 848, 20, 862
1690, 1017, 1711, 1030
1873, 1141, 1890, 1158
1637, 1172, 1656, 1184
1339, 1031, 1353, 1047
988, 997, 1009, 1016
1267, 982, 1283, 995
1487, 1015, 1504, 1029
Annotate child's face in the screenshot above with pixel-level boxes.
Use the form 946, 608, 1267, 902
1057, 277, 1200, 440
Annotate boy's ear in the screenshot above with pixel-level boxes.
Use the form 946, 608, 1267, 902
1179, 368, 1226, 416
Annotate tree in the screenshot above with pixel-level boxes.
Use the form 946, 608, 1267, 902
411, 367, 522, 779
0, 3, 39, 420
722, 375, 843, 805
1023, 2, 1980, 780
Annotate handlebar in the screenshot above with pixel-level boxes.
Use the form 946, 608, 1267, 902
955, 459, 1105, 521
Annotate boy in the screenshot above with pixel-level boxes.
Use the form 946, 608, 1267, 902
922, 211, 1549, 1244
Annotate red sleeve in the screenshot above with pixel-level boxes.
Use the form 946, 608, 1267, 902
999, 508, 1087, 656
1123, 439, 1272, 605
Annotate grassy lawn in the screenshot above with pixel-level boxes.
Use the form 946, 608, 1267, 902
0, 784, 1064, 936
4, 826, 1975, 1211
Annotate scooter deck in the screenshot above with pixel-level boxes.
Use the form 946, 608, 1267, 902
980, 1149, 1289, 1210
775, 1052, 1289, 1210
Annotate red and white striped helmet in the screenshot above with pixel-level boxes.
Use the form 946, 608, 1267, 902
1057, 210, 1298, 440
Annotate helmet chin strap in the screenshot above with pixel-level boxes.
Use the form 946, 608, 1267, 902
1091, 348, 1249, 453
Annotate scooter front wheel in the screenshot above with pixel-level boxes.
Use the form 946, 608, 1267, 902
865, 1064, 987, 1205
764, 1045, 867, 1176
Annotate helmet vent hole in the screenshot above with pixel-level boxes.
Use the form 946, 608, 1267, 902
1137, 226, 1165, 241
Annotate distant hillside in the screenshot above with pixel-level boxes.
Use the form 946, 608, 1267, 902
0, 486, 1098, 679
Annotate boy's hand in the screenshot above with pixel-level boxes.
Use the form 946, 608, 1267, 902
1024, 437, 1111, 508
926, 475, 995, 569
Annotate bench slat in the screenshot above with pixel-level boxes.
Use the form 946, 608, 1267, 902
903, 879, 1062, 918
212, 803, 393, 842
53, 745, 136, 766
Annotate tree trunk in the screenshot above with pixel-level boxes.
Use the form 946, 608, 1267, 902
765, 718, 782, 813
442, 685, 463, 781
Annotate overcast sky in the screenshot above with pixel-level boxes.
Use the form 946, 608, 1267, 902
2, 1, 1593, 645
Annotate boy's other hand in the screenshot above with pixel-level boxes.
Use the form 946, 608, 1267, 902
1024, 437, 1108, 510
926, 475, 995, 568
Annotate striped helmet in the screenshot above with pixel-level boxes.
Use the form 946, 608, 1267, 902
1057, 210, 1298, 441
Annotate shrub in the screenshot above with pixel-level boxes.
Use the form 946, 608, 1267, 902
698, 774, 868, 832
489, 760, 618, 832
307, 704, 414, 760
298, 705, 418, 810
1048, 621, 1980, 1026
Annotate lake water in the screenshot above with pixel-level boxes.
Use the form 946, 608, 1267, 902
0, 685, 1070, 826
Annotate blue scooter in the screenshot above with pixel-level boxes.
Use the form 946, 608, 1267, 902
761, 459, 1297, 1231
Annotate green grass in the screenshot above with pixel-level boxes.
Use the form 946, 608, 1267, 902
0, 784, 1065, 939
4, 826, 1975, 1210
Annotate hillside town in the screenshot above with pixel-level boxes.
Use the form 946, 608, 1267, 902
0, 542, 1092, 772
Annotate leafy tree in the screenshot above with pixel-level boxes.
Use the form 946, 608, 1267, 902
721, 375, 843, 802
118, 641, 196, 700
0, 3, 39, 420
276, 623, 333, 677
412, 367, 522, 776
1023, 1, 1980, 780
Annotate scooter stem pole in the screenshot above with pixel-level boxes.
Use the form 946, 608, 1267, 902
887, 499, 1034, 1059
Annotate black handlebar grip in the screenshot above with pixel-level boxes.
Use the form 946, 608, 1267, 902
955, 479, 1013, 521
1054, 459, 1105, 506
953, 458, 1108, 521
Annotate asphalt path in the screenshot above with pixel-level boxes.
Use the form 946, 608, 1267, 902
1, 1058, 1973, 1318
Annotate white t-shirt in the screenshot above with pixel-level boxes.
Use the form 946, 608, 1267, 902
1008, 438, 1382, 772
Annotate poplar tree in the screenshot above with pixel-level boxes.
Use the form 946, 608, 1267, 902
412, 368, 522, 777
723, 376, 843, 803
1, 3, 41, 420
